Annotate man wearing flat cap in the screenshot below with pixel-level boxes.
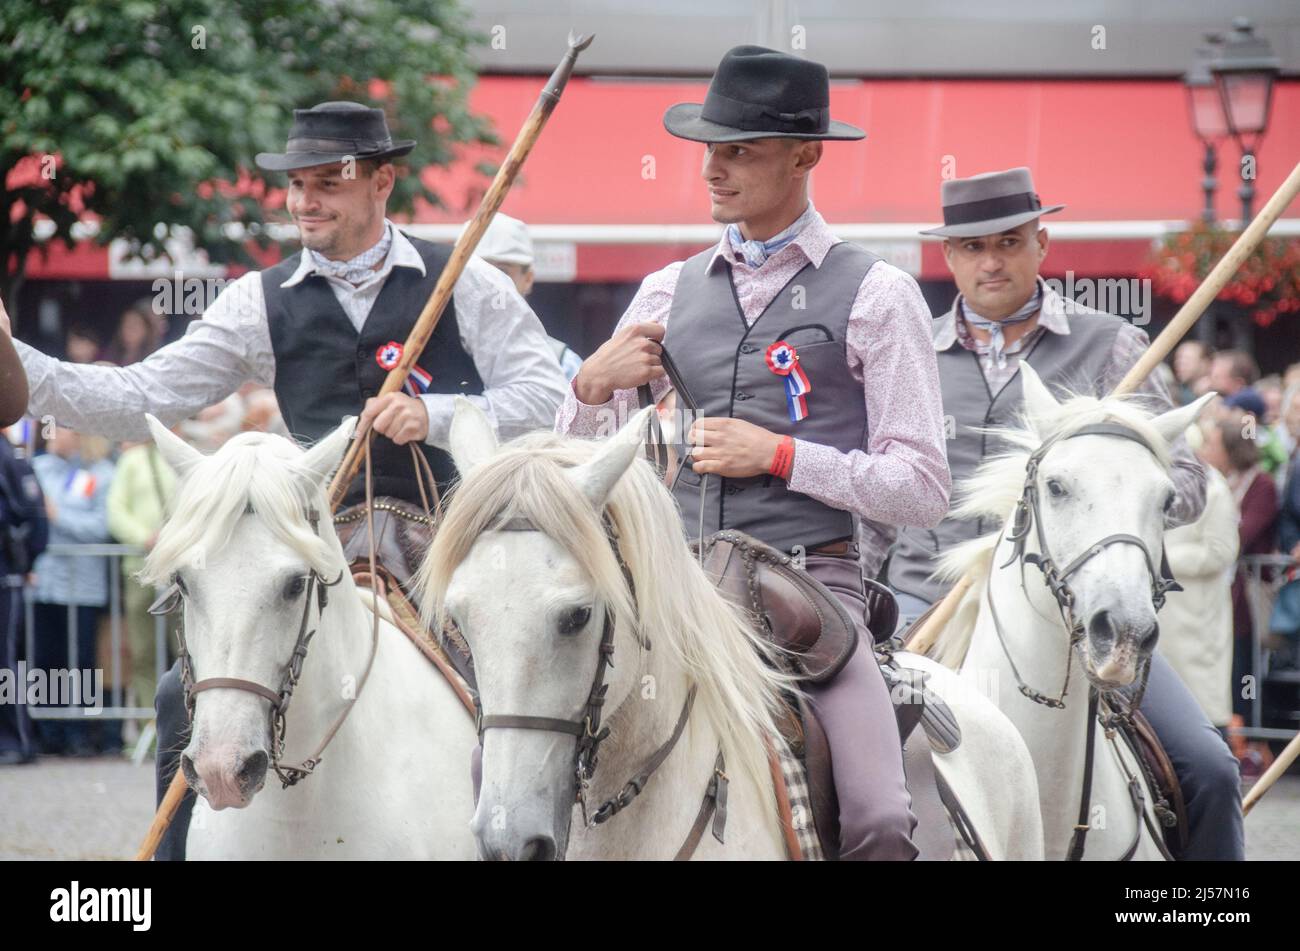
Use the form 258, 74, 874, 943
887, 166, 1242, 860
559, 46, 952, 861
6, 100, 567, 857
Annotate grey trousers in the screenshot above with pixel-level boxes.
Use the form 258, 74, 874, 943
804, 552, 918, 861
889, 588, 1244, 860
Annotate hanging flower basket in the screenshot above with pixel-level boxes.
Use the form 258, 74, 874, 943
1139, 223, 1300, 328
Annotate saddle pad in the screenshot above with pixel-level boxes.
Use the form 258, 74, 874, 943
773, 740, 825, 861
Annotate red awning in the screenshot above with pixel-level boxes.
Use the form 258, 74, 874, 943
21, 76, 1300, 282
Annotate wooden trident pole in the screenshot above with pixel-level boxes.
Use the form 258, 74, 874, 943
134, 32, 595, 862
906, 160, 1300, 662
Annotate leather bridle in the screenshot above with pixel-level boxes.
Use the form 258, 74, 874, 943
150, 509, 346, 786
983, 420, 1183, 860
472, 512, 729, 858
990, 421, 1181, 709
149, 433, 417, 788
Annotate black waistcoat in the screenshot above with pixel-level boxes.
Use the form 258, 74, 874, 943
262, 235, 483, 504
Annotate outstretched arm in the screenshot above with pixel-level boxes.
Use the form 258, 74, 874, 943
0, 299, 29, 426
11, 273, 272, 442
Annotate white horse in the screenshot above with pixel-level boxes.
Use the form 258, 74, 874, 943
141, 415, 477, 859
928, 363, 1215, 861
420, 399, 1043, 860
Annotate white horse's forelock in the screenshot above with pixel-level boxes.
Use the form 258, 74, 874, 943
419, 431, 796, 801
929, 388, 1174, 669
141, 431, 336, 586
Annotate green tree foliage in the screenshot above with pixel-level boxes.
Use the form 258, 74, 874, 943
0, 0, 494, 296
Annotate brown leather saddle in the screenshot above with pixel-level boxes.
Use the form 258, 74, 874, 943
695, 530, 971, 860
335, 497, 434, 593
694, 530, 859, 682
334, 497, 475, 686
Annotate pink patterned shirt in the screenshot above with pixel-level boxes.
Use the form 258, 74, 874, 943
556, 208, 951, 562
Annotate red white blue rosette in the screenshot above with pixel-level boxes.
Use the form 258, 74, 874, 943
375, 340, 404, 371
764, 339, 811, 422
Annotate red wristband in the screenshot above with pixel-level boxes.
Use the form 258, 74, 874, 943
769, 436, 795, 480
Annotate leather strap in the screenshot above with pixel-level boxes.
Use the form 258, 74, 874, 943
190, 677, 281, 707
1066, 690, 1101, 861
478, 715, 586, 736
674, 751, 728, 860
589, 688, 697, 825
352, 568, 477, 719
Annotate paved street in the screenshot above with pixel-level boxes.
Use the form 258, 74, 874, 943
2, 755, 1299, 860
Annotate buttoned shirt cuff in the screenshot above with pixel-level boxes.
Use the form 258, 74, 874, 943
785, 438, 838, 497
421, 393, 498, 450
557, 379, 624, 436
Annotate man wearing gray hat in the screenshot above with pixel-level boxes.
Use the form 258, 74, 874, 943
559, 46, 952, 861
887, 166, 1242, 860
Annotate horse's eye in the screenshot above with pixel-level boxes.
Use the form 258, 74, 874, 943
558, 606, 592, 637
174, 573, 189, 596
1162, 491, 1176, 514
1046, 479, 1067, 499
284, 575, 308, 600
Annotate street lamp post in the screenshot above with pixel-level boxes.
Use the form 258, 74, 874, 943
1184, 35, 1227, 225
1211, 17, 1280, 225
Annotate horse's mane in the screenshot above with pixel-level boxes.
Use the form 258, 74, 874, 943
419, 432, 794, 803
140, 431, 336, 586
928, 388, 1173, 669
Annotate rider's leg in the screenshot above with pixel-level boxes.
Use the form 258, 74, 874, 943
803, 551, 918, 861
1138, 651, 1244, 860
153, 659, 195, 861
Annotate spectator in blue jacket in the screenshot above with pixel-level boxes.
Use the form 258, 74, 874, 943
29, 426, 116, 756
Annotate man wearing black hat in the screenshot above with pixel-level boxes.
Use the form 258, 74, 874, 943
9, 101, 567, 857
886, 167, 1242, 860
559, 47, 953, 860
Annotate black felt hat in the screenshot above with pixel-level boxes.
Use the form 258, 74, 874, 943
255, 101, 416, 172
664, 46, 864, 143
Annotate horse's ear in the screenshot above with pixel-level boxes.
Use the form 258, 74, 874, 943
449, 396, 498, 475
568, 405, 653, 508
301, 416, 357, 485
1151, 391, 1217, 447
145, 414, 201, 476
1017, 361, 1059, 425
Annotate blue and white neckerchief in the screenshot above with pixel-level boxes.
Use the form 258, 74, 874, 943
725, 204, 816, 269
308, 223, 393, 285
959, 281, 1044, 370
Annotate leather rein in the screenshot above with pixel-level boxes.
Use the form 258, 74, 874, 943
474, 513, 729, 859
982, 420, 1182, 861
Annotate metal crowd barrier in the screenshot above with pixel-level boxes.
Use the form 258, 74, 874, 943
17, 542, 169, 721
1242, 553, 1300, 742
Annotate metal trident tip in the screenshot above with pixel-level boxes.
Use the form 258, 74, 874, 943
567, 31, 595, 52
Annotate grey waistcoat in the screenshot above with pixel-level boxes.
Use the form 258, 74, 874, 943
664, 241, 880, 552
886, 309, 1124, 603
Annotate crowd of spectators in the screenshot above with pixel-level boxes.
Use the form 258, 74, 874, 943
0, 302, 285, 763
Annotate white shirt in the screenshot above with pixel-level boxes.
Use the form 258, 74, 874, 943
16, 223, 568, 447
